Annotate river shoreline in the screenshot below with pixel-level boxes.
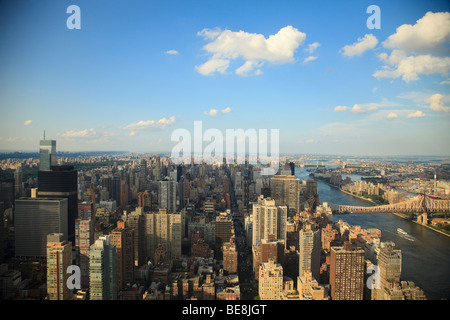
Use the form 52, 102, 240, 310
312, 176, 378, 206
390, 211, 450, 238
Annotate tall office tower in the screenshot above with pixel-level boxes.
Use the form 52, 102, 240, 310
139, 159, 147, 192
158, 179, 177, 213
251, 195, 287, 247
38, 165, 78, 242
128, 208, 146, 266
270, 175, 300, 214
0, 179, 14, 210
101, 175, 112, 195
89, 235, 117, 300
109, 221, 134, 290
46, 233, 72, 300
14, 166, 22, 198
299, 224, 321, 282
330, 242, 365, 300
372, 242, 402, 300
15, 198, 68, 257
120, 180, 129, 207
289, 162, 295, 176
153, 154, 161, 181
215, 212, 233, 254
39, 138, 56, 171
242, 175, 250, 211
222, 236, 238, 274
178, 176, 185, 210
112, 175, 121, 204
258, 259, 283, 300
144, 209, 182, 263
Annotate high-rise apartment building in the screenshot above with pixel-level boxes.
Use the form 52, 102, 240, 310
144, 209, 182, 263
372, 242, 402, 300
39, 138, 56, 171
158, 179, 177, 213
270, 175, 300, 214
259, 259, 283, 300
139, 159, 147, 192
89, 235, 117, 300
128, 207, 146, 266
299, 224, 321, 281
215, 212, 233, 253
75, 203, 94, 289
15, 198, 68, 257
330, 243, 365, 300
120, 180, 129, 207
251, 195, 287, 247
109, 221, 134, 290
46, 233, 72, 300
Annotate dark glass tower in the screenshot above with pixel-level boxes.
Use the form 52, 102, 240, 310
38, 165, 78, 242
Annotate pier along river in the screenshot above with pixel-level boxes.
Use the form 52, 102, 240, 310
295, 167, 450, 300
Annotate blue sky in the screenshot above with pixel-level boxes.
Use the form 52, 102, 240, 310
0, 0, 449, 156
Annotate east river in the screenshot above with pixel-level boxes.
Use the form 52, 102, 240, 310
295, 167, 450, 300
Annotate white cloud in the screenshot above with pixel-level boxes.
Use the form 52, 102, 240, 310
426, 93, 450, 112
303, 56, 317, 64
306, 42, 320, 54
408, 110, 426, 118
204, 109, 219, 117
334, 106, 349, 112
24, 120, 32, 126
165, 50, 179, 55
204, 107, 232, 116
350, 104, 366, 114
440, 79, 450, 85
374, 53, 450, 82
374, 12, 450, 82
61, 128, 97, 138
341, 34, 378, 57
122, 116, 176, 131
386, 112, 398, 119
383, 11, 450, 54
195, 58, 230, 76
196, 25, 307, 76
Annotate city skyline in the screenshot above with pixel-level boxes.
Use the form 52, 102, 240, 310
1, 0, 449, 156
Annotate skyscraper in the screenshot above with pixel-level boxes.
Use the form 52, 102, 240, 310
15, 198, 68, 257
299, 224, 321, 282
330, 242, 365, 300
158, 179, 177, 213
14, 165, 22, 198
252, 195, 287, 247
38, 165, 78, 242
109, 221, 134, 290
75, 202, 95, 289
144, 209, 182, 263
128, 207, 146, 266
89, 235, 117, 300
270, 175, 300, 214
47, 233, 72, 300
39, 138, 56, 171
372, 242, 402, 300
